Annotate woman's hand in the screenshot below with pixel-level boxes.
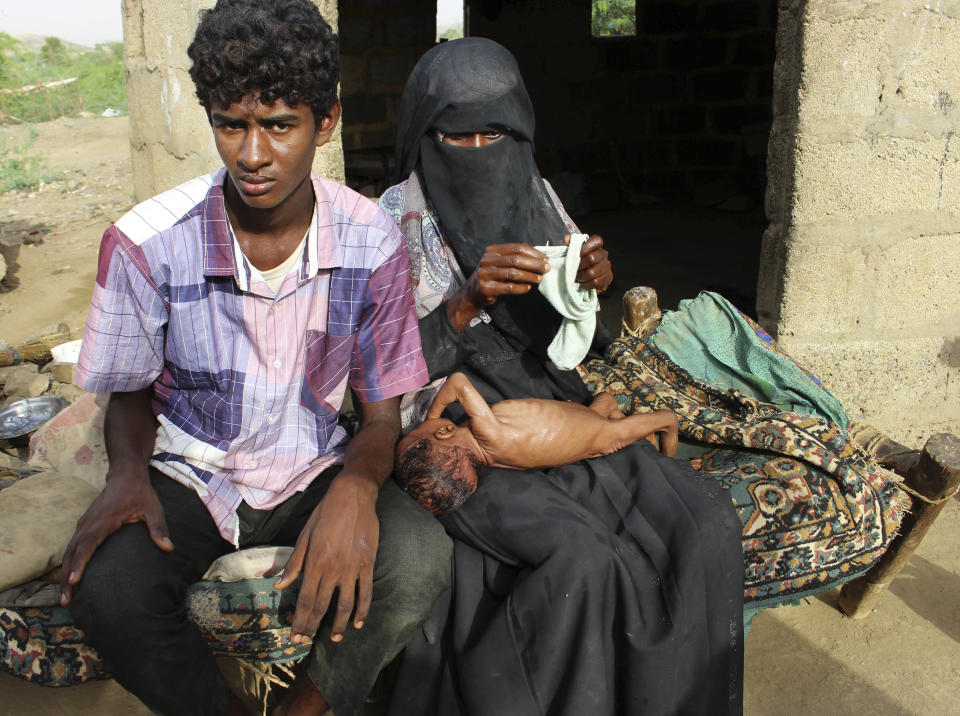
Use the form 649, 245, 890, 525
568, 234, 613, 293
446, 243, 549, 331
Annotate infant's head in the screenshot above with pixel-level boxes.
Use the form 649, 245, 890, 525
395, 419, 484, 516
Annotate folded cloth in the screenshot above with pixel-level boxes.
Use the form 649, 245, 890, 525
535, 233, 598, 370
649, 291, 849, 429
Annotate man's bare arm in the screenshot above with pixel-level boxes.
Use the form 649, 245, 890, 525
60, 388, 171, 605
276, 396, 400, 644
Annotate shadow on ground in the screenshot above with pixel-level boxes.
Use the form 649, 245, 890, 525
887, 554, 960, 643
745, 609, 910, 715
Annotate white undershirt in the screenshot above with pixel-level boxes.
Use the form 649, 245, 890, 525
230, 207, 316, 294
259, 233, 307, 293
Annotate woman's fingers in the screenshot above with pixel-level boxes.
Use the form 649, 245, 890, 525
574, 234, 613, 292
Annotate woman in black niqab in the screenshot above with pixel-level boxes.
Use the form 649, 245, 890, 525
392, 37, 614, 402
384, 38, 743, 716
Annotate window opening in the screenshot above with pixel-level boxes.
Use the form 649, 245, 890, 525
437, 0, 465, 42
591, 0, 637, 38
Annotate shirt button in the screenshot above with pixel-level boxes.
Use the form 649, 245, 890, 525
272, 359, 282, 368
267, 414, 278, 424
248, 460, 258, 469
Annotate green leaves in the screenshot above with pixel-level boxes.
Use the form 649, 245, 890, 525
591, 0, 636, 37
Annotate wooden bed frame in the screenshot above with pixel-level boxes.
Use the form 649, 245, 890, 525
621, 286, 960, 619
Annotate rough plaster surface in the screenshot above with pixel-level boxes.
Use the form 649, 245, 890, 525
122, 0, 344, 201
761, 0, 960, 442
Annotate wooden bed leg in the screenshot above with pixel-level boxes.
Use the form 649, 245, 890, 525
837, 433, 960, 619
622, 286, 662, 338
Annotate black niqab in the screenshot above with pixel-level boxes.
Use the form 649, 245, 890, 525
395, 38, 574, 368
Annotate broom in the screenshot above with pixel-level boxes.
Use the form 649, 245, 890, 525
0, 323, 72, 367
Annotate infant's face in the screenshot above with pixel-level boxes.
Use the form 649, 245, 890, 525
397, 418, 479, 462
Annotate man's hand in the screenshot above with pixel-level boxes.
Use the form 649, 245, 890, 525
60, 387, 164, 606
59, 470, 172, 605
567, 233, 613, 293
274, 396, 400, 644
446, 243, 549, 331
274, 473, 379, 644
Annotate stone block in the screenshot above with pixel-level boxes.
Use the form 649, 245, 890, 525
694, 70, 750, 102
777, 240, 868, 335
342, 93, 388, 125
542, 47, 599, 83
711, 103, 772, 133
2, 369, 51, 399
779, 336, 959, 444
604, 41, 658, 72
632, 73, 689, 103
40, 362, 76, 385
339, 16, 383, 54
642, 3, 699, 34
653, 105, 706, 134
798, 16, 885, 120
889, 11, 960, 111
340, 56, 366, 94
384, 17, 430, 47
702, 1, 760, 31
733, 31, 775, 66
667, 37, 728, 71
48, 382, 87, 404
793, 136, 948, 223
676, 138, 739, 166
870, 233, 960, 332
753, 67, 774, 98
369, 52, 415, 86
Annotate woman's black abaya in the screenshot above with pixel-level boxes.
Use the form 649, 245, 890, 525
387, 38, 744, 715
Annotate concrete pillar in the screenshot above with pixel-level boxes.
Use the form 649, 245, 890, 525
759, 0, 960, 446
122, 0, 344, 202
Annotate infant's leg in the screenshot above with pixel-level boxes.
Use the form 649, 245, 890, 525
614, 410, 679, 457
589, 392, 625, 420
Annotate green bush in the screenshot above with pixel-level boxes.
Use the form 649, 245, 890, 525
0, 127, 50, 193
0, 37, 126, 122
591, 0, 636, 37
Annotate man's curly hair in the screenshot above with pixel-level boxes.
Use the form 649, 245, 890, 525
187, 0, 339, 126
395, 438, 482, 516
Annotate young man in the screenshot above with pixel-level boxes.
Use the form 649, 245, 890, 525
395, 372, 679, 515
60, 1, 451, 714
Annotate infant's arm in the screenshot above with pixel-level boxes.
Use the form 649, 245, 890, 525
588, 392, 625, 420
426, 372, 497, 422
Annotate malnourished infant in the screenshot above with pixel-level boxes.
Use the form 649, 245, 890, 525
395, 372, 678, 515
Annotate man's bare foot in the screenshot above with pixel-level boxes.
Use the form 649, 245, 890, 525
272, 672, 330, 716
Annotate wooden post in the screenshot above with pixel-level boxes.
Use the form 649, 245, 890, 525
837, 433, 960, 618
621, 286, 662, 338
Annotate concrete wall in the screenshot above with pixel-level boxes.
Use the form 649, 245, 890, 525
338, 0, 435, 194
339, 0, 434, 153
758, 0, 960, 446
122, 0, 343, 202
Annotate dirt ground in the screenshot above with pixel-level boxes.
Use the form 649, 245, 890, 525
0, 118, 957, 714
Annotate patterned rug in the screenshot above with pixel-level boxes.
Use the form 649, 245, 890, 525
0, 577, 310, 687
579, 336, 906, 607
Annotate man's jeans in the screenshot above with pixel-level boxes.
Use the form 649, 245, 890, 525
69, 468, 452, 716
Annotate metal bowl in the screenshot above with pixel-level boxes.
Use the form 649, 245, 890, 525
0, 396, 69, 441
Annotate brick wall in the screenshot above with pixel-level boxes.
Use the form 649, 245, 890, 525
467, 0, 776, 206
339, 0, 435, 193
